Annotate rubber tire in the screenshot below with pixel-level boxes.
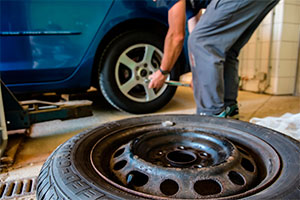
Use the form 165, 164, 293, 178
36, 115, 300, 200
99, 30, 180, 114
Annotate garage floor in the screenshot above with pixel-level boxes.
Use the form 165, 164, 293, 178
1, 83, 300, 199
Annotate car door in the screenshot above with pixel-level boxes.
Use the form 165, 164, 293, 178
0, 0, 113, 85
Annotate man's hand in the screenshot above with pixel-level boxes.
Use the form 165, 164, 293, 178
149, 0, 186, 89
148, 70, 167, 89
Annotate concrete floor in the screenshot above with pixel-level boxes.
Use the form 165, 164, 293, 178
0, 84, 300, 198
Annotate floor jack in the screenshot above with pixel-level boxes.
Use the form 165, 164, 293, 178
0, 80, 93, 167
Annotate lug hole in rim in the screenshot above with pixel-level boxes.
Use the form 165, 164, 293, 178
114, 148, 125, 158
199, 152, 209, 157
113, 160, 127, 171
126, 171, 149, 187
160, 179, 179, 196
194, 180, 222, 196
178, 146, 185, 150
228, 171, 245, 186
241, 158, 255, 172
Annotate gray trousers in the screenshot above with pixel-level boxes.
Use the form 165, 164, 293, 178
188, 0, 279, 115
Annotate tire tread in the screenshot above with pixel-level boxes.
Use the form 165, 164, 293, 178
36, 130, 107, 200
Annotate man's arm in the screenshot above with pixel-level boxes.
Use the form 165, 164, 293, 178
148, 0, 186, 89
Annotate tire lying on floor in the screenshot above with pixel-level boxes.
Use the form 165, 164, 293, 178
36, 115, 300, 199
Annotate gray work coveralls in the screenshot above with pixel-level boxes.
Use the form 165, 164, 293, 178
188, 0, 279, 115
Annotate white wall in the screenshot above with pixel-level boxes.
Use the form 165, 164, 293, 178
239, 0, 300, 95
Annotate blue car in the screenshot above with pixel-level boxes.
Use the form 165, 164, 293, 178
0, 0, 190, 114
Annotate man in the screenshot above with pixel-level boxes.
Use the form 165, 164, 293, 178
149, 0, 279, 118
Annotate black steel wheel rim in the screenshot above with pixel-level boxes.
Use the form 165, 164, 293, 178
90, 116, 281, 199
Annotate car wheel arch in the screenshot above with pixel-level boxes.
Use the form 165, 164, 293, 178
90, 18, 169, 88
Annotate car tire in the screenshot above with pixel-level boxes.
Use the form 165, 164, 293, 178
99, 30, 180, 114
36, 115, 300, 200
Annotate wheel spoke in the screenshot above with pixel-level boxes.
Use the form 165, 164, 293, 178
119, 54, 137, 71
120, 78, 138, 94
148, 64, 157, 73
143, 45, 156, 64
144, 86, 157, 101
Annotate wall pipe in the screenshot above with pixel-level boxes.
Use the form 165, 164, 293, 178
294, 26, 300, 96
263, 9, 276, 93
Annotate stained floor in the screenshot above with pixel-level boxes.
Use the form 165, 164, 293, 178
0, 81, 299, 199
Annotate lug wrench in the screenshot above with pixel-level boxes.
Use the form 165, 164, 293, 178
145, 79, 191, 87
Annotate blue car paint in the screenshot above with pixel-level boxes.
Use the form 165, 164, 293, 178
0, 0, 188, 94
1, 0, 114, 84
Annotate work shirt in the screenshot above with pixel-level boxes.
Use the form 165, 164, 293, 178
160, 0, 211, 19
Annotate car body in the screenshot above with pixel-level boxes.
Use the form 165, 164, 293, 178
0, 0, 190, 113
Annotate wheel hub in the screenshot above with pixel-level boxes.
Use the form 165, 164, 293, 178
109, 131, 258, 198
166, 150, 197, 167
137, 66, 149, 78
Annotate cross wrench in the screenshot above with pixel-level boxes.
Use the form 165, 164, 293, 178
145, 79, 191, 87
